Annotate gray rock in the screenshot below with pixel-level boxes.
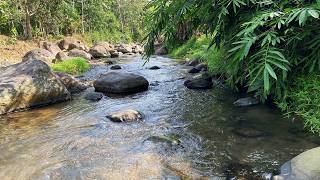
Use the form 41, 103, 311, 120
89, 44, 111, 58
84, 92, 103, 101
94, 72, 149, 94
115, 44, 132, 54
68, 40, 88, 51
55, 51, 69, 62
22, 48, 55, 64
187, 59, 200, 66
184, 73, 213, 90
58, 39, 72, 50
106, 109, 142, 122
277, 147, 320, 180
55, 72, 87, 94
39, 41, 61, 56
68, 49, 92, 60
0, 60, 71, 115
110, 51, 121, 58
233, 97, 259, 107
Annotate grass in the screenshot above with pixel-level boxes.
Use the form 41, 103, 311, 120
169, 35, 226, 75
278, 74, 320, 134
52, 57, 90, 75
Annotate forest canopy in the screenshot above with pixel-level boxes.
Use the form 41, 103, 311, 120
0, 0, 147, 42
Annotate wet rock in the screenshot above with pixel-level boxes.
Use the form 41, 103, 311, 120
188, 63, 207, 74
149, 66, 161, 70
22, 48, 55, 64
68, 49, 92, 60
94, 72, 149, 94
187, 59, 200, 66
106, 109, 142, 122
55, 72, 87, 94
146, 134, 181, 145
110, 51, 121, 58
234, 97, 259, 107
0, 60, 71, 115
184, 73, 213, 90
105, 59, 116, 65
232, 127, 268, 138
110, 65, 122, 70
277, 147, 320, 180
89, 44, 111, 58
84, 92, 103, 101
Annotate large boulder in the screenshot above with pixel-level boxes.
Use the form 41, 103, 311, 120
89, 44, 111, 58
184, 73, 213, 90
58, 39, 87, 51
94, 72, 149, 94
106, 109, 143, 122
58, 39, 72, 50
0, 60, 71, 115
276, 147, 320, 180
39, 41, 61, 56
22, 48, 55, 64
68, 40, 88, 51
115, 44, 132, 54
68, 49, 92, 60
54, 51, 69, 62
54, 72, 87, 94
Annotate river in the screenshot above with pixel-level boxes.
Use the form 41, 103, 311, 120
0, 56, 318, 179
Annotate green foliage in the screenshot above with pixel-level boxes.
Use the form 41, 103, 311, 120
144, 0, 320, 133
278, 74, 320, 134
52, 58, 90, 75
169, 35, 226, 75
145, 0, 320, 101
0, 0, 147, 41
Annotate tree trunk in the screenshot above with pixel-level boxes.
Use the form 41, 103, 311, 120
23, 6, 32, 40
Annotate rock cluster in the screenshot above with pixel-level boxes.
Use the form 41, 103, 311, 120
23, 39, 144, 65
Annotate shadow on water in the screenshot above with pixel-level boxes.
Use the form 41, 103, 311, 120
0, 55, 318, 179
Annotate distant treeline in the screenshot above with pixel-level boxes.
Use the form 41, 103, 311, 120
0, 0, 147, 42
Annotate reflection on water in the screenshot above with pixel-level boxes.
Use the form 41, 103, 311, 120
0, 56, 318, 180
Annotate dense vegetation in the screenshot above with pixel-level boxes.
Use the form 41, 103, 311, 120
0, 0, 147, 42
52, 57, 90, 75
144, 0, 320, 133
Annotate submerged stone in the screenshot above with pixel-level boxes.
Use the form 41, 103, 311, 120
232, 127, 269, 138
106, 109, 143, 122
84, 92, 104, 101
233, 97, 259, 107
149, 66, 161, 70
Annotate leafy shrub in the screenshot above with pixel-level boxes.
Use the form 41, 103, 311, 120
278, 74, 320, 134
169, 35, 226, 75
52, 57, 90, 75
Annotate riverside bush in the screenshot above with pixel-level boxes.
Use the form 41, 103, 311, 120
52, 57, 90, 75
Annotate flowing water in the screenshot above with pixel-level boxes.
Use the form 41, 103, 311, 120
0, 56, 318, 180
